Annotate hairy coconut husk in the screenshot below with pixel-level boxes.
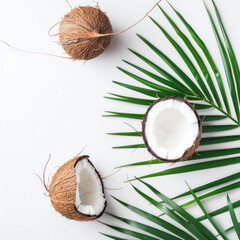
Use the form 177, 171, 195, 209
59, 6, 112, 60
0, 1, 163, 60
49, 155, 106, 221
142, 97, 202, 163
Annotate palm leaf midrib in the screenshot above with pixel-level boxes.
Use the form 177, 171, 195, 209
119, 50, 240, 126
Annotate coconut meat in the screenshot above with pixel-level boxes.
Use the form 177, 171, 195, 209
75, 159, 105, 216
144, 99, 199, 160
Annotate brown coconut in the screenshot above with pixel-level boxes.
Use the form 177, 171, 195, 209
142, 97, 202, 163
49, 155, 106, 221
59, 6, 112, 60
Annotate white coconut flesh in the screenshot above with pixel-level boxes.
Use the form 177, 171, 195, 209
144, 99, 199, 160
75, 159, 105, 216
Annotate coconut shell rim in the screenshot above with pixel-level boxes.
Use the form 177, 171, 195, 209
74, 155, 107, 219
142, 97, 202, 163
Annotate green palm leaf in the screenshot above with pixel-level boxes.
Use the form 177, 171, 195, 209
211, 0, 240, 112
106, 213, 182, 240
101, 233, 129, 240
106, 93, 212, 109
127, 157, 240, 180
173, 172, 240, 200
224, 223, 240, 235
110, 124, 238, 137
112, 81, 162, 98
103, 180, 231, 240
105, 95, 155, 106
198, 200, 240, 221
227, 195, 240, 239
111, 196, 195, 240
149, 16, 213, 104
201, 135, 240, 145
104, 111, 226, 122
158, 5, 222, 108
132, 183, 214, 240
103, 181, 240, 240
103, 111, 144, 120
101, 223, 159, 240
103, 5, 240, 238
202, 125, 238, 133
105, 0, 240, 181
118, 147, 240, 166
113, 144, 145, 149
187, 183, 228, 240
117, 67, 185, 97
180, 181, 240, 208
167, 1, 230, 113
128, 48, 201, 99
136, 34, 206, 99
203, 1, 239, 121
123, 59, 193, 95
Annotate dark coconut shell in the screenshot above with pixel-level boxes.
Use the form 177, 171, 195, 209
49, 155, 106, 221
59, 6, 112, 60
142, 97, 202, 163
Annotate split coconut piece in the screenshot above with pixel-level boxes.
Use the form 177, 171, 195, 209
49, 155, 106, 221
143, 97, 202, 162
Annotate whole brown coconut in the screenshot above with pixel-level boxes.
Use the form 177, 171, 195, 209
49, 155, 106, 221
59, 6, 112, 60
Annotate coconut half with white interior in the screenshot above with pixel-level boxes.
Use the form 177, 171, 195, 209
143, 97, 202, 162
49, 155, 106, 221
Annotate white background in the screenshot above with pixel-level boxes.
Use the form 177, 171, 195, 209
0, 0, 240, 239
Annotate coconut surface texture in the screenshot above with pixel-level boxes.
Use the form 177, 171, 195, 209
143, 97, 202, 162
59, 6, 112, 60
49, 155, 106, 221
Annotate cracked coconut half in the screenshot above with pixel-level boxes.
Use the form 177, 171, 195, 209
143, 97, 202, 162
49, 155, 106, 221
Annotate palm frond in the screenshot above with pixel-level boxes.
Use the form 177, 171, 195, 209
224, 223, 240, 236
106, 213, 182, 240
116, 148, 240, 168
103, 180, 240, 240
173, 172, 240, 200
132, 183, 214, 240
149, 16, 214, 104
123, 59, 193, 94
180, 181, 240, 208
197, 200, 240, 221
100, 233, 129, 240
103, 111, 144, 120
210, 0, 240, 110
167, 1, 230, 113
105, 0, 240, 181
128, 157, 240, 180
111, 195, 195, 240
101, 222, 160, 240
187, 183, 228, 240
158, 5, 222, 108
203, 1, 239, 120
227, 195, 240, 239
